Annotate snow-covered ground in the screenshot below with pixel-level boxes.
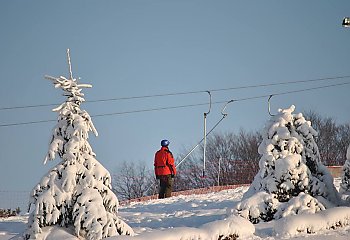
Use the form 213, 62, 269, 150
1, 180, 350, 240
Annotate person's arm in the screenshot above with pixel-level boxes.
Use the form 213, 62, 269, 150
154, 152, 160, 179
166, 150, 176, 176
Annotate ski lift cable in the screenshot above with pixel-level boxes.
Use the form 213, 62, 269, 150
0, 119, 56, 127
1, 75, 350, 111
0, 102, 214, 127
147, 124, 224, 194
176, 99, 234, 169
175, 116, 226, 168
235, 81, 350, 102
0, 81, 349, 128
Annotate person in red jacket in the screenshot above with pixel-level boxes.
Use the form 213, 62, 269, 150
154, 139, 176, 199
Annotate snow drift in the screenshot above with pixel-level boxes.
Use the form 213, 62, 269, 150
274, 206, 350, 237
113, 215, 255, 240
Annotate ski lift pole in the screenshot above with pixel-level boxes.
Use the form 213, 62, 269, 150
176, 99, 234, 169
203, 91, 212, 178
217, 156, 221, 186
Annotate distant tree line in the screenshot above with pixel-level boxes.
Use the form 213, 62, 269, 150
112, 111, 350, 200
0, 207, 21, 218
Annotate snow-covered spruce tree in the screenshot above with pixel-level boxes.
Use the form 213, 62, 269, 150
233, 105, 340, 223
25, 52, 133, 239
340, 144, 350, 198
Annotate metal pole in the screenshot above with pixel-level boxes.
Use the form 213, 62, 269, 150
177, 99, 234, 169
145, 100, 234, 198
176, 116, 225, 168
203, 91, 211, 178
217, 157, 221, 186
203, 112, 207, 177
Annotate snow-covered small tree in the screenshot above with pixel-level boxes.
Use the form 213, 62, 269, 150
234, 105, 340, 223
25, 50, 133, 239
340, 145, 350, 198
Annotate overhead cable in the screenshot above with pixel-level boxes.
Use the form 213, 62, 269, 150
0, 81, 349, 128
1, 75, 349, 111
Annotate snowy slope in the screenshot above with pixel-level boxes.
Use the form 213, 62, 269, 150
1, 183, 350, 240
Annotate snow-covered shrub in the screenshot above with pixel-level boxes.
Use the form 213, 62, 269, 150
234, 192, 279, 223
340, 145, 350, 200
234, 105, 340, 223
25, 69, 133, 239
234, 191, 326, 224
274, 192, 325, 218
202, 215, 255, 240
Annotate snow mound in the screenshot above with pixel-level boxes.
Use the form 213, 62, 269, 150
275, 207, 350, 237
3, 184, 350, 239
107, 215, 254, 240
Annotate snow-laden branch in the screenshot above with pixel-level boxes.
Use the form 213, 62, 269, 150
26, 51, 131, 240
233, 105, 341, 224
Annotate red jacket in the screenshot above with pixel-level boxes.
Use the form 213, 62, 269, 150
154, 146, 176, 176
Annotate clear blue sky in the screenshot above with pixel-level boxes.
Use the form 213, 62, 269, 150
1, 1, 350, 193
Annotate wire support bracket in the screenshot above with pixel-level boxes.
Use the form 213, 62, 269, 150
268, 94, 276, 116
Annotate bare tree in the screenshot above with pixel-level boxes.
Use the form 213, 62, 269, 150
112, 161, 156, 200
232, 129, 261, 184
205, 132, 236, 186
337, 124, 350, 164
304, 111, 350, 166
175, 130, 261, 190
174, 151, 208, 191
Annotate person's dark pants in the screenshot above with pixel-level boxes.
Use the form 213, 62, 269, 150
158, 175, 173, 199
